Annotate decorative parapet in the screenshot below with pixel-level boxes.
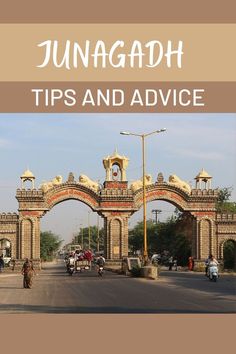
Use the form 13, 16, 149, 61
99, 185, 134, 211
101, 188, 133, 197
191, 189, 218, 197
0, 212, 18, 221
216, 213, 236, 222
16, 189, 44, 199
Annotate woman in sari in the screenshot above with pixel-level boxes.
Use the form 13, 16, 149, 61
21, 258, 35, 288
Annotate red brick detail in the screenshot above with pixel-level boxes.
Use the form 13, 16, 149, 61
101, 202, 132, 208
137, 190, 185, 204
110, 212, 122, 216
47, 189, 98, 207
170, 192, 184, 202
21, 211, 41, 217
193, 211, 216, 217
104, 181, 128, 189
47, 190, 68, 203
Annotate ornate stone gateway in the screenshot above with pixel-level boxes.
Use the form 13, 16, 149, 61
0, 151, 236, 269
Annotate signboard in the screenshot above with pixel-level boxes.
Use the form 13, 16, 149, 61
127, 257, 141, 271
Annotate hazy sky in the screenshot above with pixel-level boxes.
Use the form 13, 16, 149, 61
0, 113, 235, 245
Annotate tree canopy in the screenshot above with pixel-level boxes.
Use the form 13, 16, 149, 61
216, 187, 236, 213
73, 226, 104, 251
40, 231, 63, 261
129, 217, 191, 266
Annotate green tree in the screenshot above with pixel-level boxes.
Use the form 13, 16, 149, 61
216, 187, 236, 213
223, 240, 235, 269
74, 226, 104, 251
217, 187, 233, 203
129, 216, 191, 266
171, 233, 191, 266
40, 231, 63, 261
128, 221, 143, 253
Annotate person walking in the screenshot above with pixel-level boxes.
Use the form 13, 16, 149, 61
11, 258, 16, 271
21, 258, 35, 288
188, 256, 194, 271
0, 255, 4, 273
168, 256, 174, 270
173, 257, 178, 271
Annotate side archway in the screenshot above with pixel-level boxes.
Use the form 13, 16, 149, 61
220, 238, 236, 270
43, 183, 100, 212
133, 184, 192, 212
133, 183, 218, 261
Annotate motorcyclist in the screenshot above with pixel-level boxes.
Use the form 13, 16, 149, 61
209, 255, 218, 267
97, 255, 105, 267
207, 255, 219, 278
96, 255, 105, 276
67, 253, 75, 272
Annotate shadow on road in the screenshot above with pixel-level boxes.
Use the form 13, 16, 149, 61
159, 270, 236, 298
0, 302, 234, 314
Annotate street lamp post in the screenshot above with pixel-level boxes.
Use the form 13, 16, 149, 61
80, 224, 84, 249
120, 128, 166, 263
88, 211, 91, 249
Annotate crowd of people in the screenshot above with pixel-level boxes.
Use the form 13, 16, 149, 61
65, 249, 93, 264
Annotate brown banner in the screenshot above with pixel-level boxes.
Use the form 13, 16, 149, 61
0, 0, 236, 23
1, 24, 235, 83
0, 82, 235, 112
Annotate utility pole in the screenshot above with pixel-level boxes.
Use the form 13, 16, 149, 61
152, 209, 162, 224
97, 214, 100, 252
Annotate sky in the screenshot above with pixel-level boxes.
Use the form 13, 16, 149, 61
0, 113, 235, 245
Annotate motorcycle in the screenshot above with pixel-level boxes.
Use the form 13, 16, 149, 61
98, 266, 104, 277
208, 265, 219, 282
67, 263, 75, 276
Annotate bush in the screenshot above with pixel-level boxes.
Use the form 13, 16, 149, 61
130, 266, 141, 277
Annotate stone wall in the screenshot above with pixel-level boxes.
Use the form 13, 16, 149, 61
216, 213, 236, 259
0, 213, 18, 258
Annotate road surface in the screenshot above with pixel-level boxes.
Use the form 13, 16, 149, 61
0, 260, 235, 313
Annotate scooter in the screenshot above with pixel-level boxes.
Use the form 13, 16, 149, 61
208, 265, 219, 282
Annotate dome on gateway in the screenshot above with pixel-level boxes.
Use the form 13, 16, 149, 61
195, 168, 212, 179
21, 169, 35, 179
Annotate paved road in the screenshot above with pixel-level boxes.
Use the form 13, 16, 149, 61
0, 260, 235, 313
